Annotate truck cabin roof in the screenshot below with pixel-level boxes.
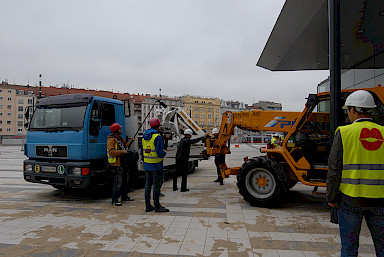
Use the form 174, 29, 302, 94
36, 94, 94, 107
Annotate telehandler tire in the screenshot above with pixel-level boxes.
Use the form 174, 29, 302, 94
237, 156, 287, 207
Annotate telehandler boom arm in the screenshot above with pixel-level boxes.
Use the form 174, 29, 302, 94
206, 110, 302, 156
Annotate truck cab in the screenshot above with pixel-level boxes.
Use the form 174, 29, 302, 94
23, 94, 125, 189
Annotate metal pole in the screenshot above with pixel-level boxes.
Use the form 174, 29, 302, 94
329, 0, 342, 141
38, 74, 42, 99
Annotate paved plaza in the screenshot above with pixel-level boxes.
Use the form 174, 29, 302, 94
0, 144, 376, 256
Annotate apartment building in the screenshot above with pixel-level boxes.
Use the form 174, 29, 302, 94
221, 100, 246, 139
183, 95, 221, 133
0, 83, 36, 138
247, 100, 282, 111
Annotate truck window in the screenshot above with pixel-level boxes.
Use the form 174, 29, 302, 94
29, 105, 87, 131
90, 102, 116, 128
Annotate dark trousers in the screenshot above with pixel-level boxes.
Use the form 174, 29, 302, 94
214, 155, 225, 182
338, 206, 384, 257
145, 169, 163, 209
111, 166, 129, 202
215, 163, 223, 182
173, 159, 188, 190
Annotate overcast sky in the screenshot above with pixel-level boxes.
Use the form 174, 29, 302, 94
1, 0, 329, 111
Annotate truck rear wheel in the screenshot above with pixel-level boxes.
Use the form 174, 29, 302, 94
237, 156, 287, 207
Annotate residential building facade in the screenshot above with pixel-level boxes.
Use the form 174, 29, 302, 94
0, 82, 36, 138
183, 95, 221, 133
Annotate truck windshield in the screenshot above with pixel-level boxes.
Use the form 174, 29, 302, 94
29, 105, 87, 131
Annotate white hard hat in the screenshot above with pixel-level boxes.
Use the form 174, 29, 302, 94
343, 90, 376, 109
212, 128, 219, 134
184, 129, 193, 135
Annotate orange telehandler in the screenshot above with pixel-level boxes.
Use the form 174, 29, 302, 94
206, 86, 384, 206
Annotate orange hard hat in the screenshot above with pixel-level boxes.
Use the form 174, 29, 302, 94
150, 118, 160, 127
110, 123, 122, 133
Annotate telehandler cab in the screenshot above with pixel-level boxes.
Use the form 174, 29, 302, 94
207, 86, 384, 206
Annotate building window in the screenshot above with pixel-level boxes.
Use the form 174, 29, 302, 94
208, 114, 211, 119
7, 105, 11, 109
194, 114, 198, 119
0, 96, 2, 100
27, 91, 34, 95
201, 108, 205, 112
18, 99, 24, 104
18, 106, 23, 112
0, 104, 2, 109
0, 112, 2, 116
194, 107, 199, 112
28, 99, 33, 104
0, 120, 2, 124
7, 121, 11, 124
8, 90, 12, 93
7, 97, 11, 101
216, 109, 220, 113
7, 128, 11, 132
18, 121, 23, 127
17, 90, 25, 95
7, 113, 11, 116
215, 122, 219, 127
208, 122, 211, 126
201, 121, 204, 126
201, 114, 205, 119
18, 128, 23, 133
215, 115, 219, 120
187, 106, 191, 111
0, 128, 2, 132
208, 108, 211, 112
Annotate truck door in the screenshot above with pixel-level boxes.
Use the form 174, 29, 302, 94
88, 101, 116, 159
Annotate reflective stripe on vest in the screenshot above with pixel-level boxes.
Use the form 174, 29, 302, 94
142, 134, 163, 163
107, 143, 118, 164
339, 121, 384, 198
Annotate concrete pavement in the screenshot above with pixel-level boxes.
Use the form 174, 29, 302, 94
0, 144, 376, 256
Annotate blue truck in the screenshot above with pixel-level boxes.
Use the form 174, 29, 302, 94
23, 93, 206, 190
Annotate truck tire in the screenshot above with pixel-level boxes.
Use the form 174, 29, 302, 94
237, 156, 287, 207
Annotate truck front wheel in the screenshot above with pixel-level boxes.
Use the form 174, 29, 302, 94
237, 156, 287, 207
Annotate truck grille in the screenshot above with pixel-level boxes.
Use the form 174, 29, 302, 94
36, 145, 68, 158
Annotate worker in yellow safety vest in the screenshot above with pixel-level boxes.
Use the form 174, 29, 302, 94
141, 118, 168, 213
107, 123, 135, 206
271, 134, 281, 148
327, 90, 384, 257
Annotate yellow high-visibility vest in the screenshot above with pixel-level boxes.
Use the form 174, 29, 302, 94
339, 121, 384, 198
107, 143, 118, 164
142, 134, 163, 164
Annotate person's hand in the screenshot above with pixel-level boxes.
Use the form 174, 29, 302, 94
204, 132, 209, 137
328, 202, 336, 208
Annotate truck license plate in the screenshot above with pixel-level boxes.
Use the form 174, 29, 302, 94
42, 166, 56, 172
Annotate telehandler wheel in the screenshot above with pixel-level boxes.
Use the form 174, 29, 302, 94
237, 156, 287, 207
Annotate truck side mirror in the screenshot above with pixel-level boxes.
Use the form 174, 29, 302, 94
24, 107, 30, 121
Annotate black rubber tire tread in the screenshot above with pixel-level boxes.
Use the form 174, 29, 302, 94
237, 156, 288, 207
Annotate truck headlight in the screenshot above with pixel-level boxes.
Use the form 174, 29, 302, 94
24, 164, 32, 171
72, 167, 82, 175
